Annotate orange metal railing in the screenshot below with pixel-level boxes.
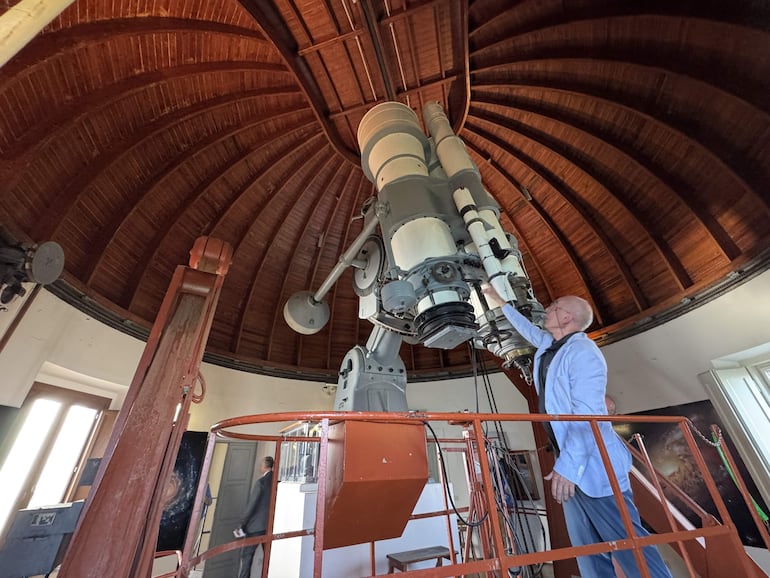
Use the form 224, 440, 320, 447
161, 410, 769, 578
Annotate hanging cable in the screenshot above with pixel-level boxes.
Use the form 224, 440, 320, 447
471, 346, 547, 575
383, 0, 409, 106
192, 371, 207, 404
469, 341, 481, 415
423, 420, 488, 528
488, 443, 545, 578
711, 430, 769, 526
493, 444, 547, 577
476, 347, 508, 449
341, 0, 378, 101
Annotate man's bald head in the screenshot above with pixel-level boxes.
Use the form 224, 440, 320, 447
545, 295, 595, 338
560, 295, 594, 331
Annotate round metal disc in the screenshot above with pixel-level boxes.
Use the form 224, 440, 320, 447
28, 241, 65, 285
283, 290, 330, 335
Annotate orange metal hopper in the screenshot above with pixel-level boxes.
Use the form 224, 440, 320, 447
323, 420, 429, 549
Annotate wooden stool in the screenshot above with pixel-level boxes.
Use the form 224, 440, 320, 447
386, 546, 452, 573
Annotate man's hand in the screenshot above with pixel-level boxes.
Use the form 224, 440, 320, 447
481, 284, 506, 309
545, 470, 575, 503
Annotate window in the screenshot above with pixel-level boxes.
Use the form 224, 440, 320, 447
0, 384, 109, 539
278, 421, 320, 483
755, 361, 770, 404
719, 367, 770, 469
700, 359, 770, 508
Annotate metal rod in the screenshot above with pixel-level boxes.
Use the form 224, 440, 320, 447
624, 437, 716, 526
261, 440, 282, 578
313, 214, 379, 302
678, 421, 759, 577
633, 433, 698, 577
472, 419, 507, 575
436, 442, 459, 566
590, 420, 651, 578
709, 424, 770, 550
312, 418, 330, 578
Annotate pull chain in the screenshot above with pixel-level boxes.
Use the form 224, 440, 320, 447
686, 419, 723, 447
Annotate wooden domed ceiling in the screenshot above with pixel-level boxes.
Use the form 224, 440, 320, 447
1, 0, 769, 382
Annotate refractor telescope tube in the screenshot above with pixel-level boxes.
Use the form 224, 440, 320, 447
422, 102, 477, 179
358, 102, 466, 318
421, 102, 543, 365
423, 103, 527, 301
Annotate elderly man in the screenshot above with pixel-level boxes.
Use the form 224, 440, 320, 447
485, 288, 672, 578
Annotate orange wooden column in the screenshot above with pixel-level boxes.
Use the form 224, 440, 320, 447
58, 237, 232, 578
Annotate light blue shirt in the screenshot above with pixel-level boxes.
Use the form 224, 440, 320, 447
502, 304, 631, 497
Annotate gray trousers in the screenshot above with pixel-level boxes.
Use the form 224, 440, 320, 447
238, 533, 265, 578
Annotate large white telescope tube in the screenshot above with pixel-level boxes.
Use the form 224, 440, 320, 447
358, 102, 430, 188
357, 102, 476, 347
358, 101, 460, 282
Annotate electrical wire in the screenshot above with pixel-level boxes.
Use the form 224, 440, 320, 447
476, 347, 507, 446
423, 420, 488, 528
469, 341, 481, 416
474, 345, 548, 576
494, 442, 547, 575
424, 414, 547, 573
191, 371, 207, 404
711, 431, 769, 524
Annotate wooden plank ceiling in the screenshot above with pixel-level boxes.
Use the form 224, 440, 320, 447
1, 0, 769, 382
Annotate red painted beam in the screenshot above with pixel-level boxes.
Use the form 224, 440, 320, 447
58, 237, 231, 578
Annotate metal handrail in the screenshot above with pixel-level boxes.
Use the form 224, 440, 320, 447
169, 410, 765, 578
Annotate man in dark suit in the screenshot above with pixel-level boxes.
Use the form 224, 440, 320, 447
236, 456, 274, 578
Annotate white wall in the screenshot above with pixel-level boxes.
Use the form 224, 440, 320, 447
187, 365, 335, 434
0, 289, 144, 408
602, 269, 770, 414
2, 270, 770, 422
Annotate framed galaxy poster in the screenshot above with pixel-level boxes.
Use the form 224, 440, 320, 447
157, 430, 208, 552
616, 400, 768, 547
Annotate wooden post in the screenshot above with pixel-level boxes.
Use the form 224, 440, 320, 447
58, 237, 232, 578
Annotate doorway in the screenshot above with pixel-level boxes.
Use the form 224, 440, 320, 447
204, 440, 260, 578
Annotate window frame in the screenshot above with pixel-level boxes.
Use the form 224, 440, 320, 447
0, 382, 109, 540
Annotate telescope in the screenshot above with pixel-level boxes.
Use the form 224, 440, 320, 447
284, 102, 544, 410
